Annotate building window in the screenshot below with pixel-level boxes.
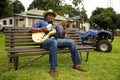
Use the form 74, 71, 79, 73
9, 19, 12, 25
3, 20, 7, 25
19, 18, 24, 21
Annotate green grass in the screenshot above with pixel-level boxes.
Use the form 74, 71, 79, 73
0, 32, 120, 80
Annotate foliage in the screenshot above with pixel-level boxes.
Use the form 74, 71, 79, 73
28, 0, 61, 11
57, 4, 80, 17
115, 14, 120, 29
72, 0, 88, 22
0, 0, 13, 18
0, 0, 87, 19
90, 7, 117, 30
0, 0, 25, 18
12, 0, 25, 13
72, 0, 82, 7
80, 7, 88, 22
27, 0, 85, 17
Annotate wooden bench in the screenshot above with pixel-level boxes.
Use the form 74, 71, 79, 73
3, 27, 93, 70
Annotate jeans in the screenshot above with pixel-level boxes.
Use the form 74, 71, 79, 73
41, 38, 81, 69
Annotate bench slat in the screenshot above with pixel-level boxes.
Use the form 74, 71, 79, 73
6, 47, 69, 53
4, 33, 32, 36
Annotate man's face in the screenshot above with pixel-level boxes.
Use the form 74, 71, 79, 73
46, 13, 55, 23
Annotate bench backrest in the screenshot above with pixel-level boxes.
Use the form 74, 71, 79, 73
4, 27, 36, 49
3, 27, 93, 54
3, 27, 82, 48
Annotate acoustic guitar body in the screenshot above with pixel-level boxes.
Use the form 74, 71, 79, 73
32, 28, 56, 44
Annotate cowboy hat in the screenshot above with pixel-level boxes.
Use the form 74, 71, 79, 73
43, 9, 57, 17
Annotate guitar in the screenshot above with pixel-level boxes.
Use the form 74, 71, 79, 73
32, 24, 56, 44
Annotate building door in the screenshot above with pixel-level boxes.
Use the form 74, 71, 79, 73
16, 19, 18, 27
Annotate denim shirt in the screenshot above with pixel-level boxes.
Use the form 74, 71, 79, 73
32, 20, 65, 38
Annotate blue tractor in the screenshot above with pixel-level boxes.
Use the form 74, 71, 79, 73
80, 29, 114, 52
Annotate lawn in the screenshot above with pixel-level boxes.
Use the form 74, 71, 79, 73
0, 32, 120, 80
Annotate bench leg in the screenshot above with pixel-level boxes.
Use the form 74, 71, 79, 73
85, 52, 89, 62
13, 56, 19, 70
79, 52, 82, 61
10, 53, 14, 63
10, 57, 13, 63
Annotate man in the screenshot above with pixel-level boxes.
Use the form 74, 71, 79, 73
31, 10, 87, 77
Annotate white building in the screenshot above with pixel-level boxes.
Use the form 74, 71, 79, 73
71, 15, 90, 32
80, 22, 90, 33
0, 17, 14, 27
0, 9, 68, 27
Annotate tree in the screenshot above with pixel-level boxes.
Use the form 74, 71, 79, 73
27, 0, 81, 17
90, 7, 117, 30
72, 0, 82, 7
12, 0, 25, 13
72, 0, 88, 21
92, 8, 104, 16
80, 7, 88, 22
28, 0, 61, 11
0, 0, 13, 18
115, 14, 120, 29
57, 4, 80, 17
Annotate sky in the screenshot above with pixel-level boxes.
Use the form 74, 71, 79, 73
19, 0, 120, 18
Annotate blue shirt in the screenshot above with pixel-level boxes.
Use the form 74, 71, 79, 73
32, 20, 65, 38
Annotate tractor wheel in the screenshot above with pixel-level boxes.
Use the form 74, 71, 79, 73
96, 39, 112, 52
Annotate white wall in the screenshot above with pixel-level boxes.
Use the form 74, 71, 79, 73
80, 22, 90, 33
0, 17, 14, 27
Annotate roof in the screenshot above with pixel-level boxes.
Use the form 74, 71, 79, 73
26, 9, 44, 15
14, 9, 67, 20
